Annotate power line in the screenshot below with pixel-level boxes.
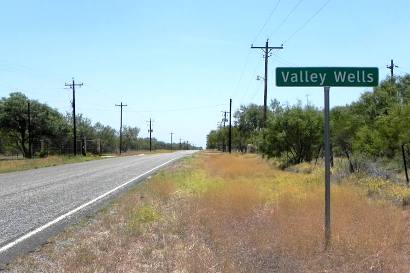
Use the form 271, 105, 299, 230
238, 60, 260, 105
269, 0, 305, 37
252, 0, 282, 44
0, 59, 68, 82
75, 103, 226, 113
396, 67, 410, 74
284, 0, 332, 44
132, 104, 226, 113
249, 82, 263, 102
271, 54, 298, 66
232, 0, 282, 100
230, 50, 252, 99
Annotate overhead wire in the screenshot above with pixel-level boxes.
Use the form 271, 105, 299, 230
269, 0, 305, 37
0, 59, 67, 82
239, 60, 261, 105
271, 54, 298, 66
77, 103, 226, 114
229, 50, 252, 99
231, 0, 282, 100
396, 67, 410, 75
249, 81, 263, 102
284, 0, 332, 44
251, 0, 282, 44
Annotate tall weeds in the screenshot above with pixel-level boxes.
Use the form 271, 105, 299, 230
7, 153, 409, 273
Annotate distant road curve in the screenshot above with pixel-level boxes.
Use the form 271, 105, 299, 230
0, 151, 196, 264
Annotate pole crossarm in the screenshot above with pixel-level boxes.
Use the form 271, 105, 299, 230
64, 78, 83, 156
250, 46, 284, 50
251, 39, 283, 127
115, 102, 127, 155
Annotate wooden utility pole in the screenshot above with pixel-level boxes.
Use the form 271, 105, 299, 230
65, 78, 83, 155
402, 144, 409, 184
170, 132, 174, 151
148, 119, 153, 152
387, 59, 400, 102
228, 99, 232, 154
115, 102, 127, 155
27, 101, 32, 158
222, 111, 228, 152
386, 59, 398, 81
251, 39, 283, 127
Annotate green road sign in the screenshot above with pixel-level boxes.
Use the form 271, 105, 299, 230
276, 67, 379, 87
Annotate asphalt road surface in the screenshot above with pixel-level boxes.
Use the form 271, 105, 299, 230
0, 151, 196, 264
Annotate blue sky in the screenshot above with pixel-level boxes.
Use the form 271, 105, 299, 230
1, 0, 409, 148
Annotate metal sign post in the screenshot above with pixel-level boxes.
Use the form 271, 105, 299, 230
276, 67, 379, 248
323, 86, 331, 247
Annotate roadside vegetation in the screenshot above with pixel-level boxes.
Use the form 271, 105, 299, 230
6, 152, 410, 273
207, 75, 410, 175
0, 92, 199, 158
0, 149, 178, 174
0, 155, 101, 174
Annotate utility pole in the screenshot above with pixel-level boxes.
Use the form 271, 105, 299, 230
147, 119, 153, 152
386, 59, 398, 82
179, 138, 182, 150
229, 99, 232, 154
27, 101, 32, 158
222, 111, 228, 152
115, 102, 127, 155
402, 144, 409, 184
387, 59, 400, 102
170, 132, 174, 151
305, 94, 310, 106
65, 78, 83, 156
251, 39, 283, 127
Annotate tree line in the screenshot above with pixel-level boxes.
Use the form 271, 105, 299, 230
207, 75, 410, 169
0, 92, 198, 157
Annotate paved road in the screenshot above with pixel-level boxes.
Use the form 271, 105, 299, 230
0, 151, 195, 263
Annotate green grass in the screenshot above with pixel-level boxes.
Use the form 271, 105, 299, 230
127, 205, 161, 235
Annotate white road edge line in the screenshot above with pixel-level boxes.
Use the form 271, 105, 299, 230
0, 156, 180, 254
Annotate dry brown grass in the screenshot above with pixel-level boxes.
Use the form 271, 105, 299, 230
0, 155, 100, 173
201, 153, 273, 179
6, 153, 410, 273
0, 150, 173, 174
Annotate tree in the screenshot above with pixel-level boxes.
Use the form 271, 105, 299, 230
345, 76, 410, 159
0, 92, 68, 157
260, 103, 323, 165
122, 126, 140, 151
352, 126, 384, 158
234, 104, 264, 151
206, 130, 220, 150
94, 122, 118, 153
331, 106, 362, 171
